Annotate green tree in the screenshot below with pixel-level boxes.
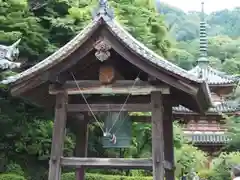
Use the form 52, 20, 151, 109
0, 0, 54, 63
224, 116, 240, 152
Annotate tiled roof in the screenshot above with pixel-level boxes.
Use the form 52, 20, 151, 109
173, 101, 239, 114
185, 133, 229, 144
1, 18, 207, 85
1, 21, 100, 84
188, 65, 238, 85
0, 1, 212, 114
105, 20, 205, 83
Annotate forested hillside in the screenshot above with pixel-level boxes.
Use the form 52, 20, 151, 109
156, 3, 240, 76
0, 0, 240, 180
158, 3, 240, 40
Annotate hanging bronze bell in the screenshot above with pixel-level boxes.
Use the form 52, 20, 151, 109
102, 111, 132, 148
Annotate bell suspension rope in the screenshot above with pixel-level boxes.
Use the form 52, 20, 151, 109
107, 72, 141, 134
71, 72, 105, 133
71, 71, 141, 144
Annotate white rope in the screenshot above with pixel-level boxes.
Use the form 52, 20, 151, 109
71, 70, 141, 137
71, 72, 105, 133
110, 134, 117, 144
107, 72, 141, 134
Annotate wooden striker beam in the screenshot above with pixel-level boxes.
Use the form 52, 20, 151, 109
48, 92, 68, 180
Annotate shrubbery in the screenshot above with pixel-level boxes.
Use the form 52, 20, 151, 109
197, 152, 240, 180
0, 174, 26, 180
209, 152, 240, 180
61, 173, 152, 180
175, 144, 208, 177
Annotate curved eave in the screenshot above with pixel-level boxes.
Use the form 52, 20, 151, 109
1, 18, 102, 86
173, 102, 240, 116
188, 65, 238, 86
173, 110, 239, 116
209, 83, 236, 87
105, 19, 212, 113
1, 16, 212, 113
186, 134, 229, 145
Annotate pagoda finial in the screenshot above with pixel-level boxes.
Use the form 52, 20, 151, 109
92, 0, 114, 21
201, 1, 205, 21
197, 1, 209, 65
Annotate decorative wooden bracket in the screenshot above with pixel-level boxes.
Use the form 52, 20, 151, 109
94, 38, 111, 62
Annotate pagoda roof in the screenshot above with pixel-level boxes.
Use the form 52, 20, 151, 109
173, 101, 239, 115
1, 2, 212, 113
188, 64, 238, 86
185, 133, 229, 144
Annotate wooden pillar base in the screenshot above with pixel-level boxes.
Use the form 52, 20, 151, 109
76, 167, 85, 180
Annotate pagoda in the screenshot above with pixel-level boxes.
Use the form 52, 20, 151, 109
173, 2, 239, 154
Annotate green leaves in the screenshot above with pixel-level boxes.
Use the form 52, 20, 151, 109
225, 116, 240, 152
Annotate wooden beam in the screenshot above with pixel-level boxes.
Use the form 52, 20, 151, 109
61, 157, 173, 170
151, 91, 164, 180
67, 103, 150, 112
67, 115, 182, 123
49, 80, 170, 95
163, 101, 175, 180
69, 95, 151, 104
61, 157, 151, 169
48, 92, 68, 180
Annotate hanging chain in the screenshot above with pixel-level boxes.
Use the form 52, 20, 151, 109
71, 72, 105, 133
107, 72, 141, 134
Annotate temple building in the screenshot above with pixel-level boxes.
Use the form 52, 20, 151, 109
173, 2, 239, 154
0, 39, 21, 72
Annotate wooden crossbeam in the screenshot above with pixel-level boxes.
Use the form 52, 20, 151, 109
70, 95, 151, 104
49, 80, 170, 95
67, 103, 150, 112
61, 157, 173, 170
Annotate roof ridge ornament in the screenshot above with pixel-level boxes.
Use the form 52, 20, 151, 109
92, 0, 114, 21
94, 38, 111, 62
0, 39, 21, 71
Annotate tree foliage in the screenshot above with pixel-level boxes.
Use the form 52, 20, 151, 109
0, 0, 240, 180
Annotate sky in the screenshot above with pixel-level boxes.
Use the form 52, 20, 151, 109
160, 0, 240, 13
